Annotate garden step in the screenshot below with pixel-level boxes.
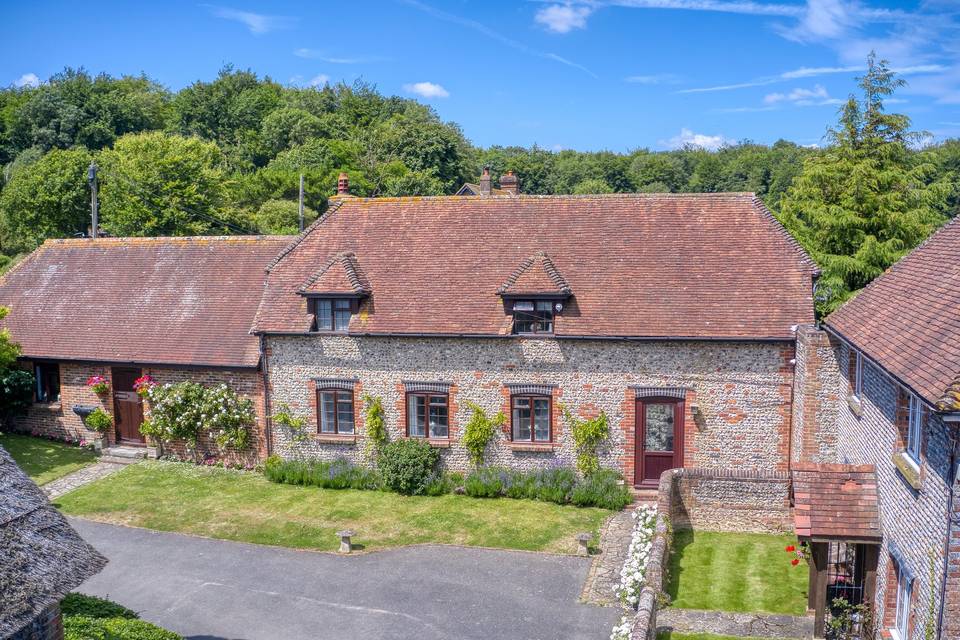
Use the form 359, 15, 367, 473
100, 446, 149, 464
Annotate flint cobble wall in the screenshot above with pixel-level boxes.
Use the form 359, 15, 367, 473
265, 336, 796, 475
833, 340, 955, 639
12, 361, 266, 460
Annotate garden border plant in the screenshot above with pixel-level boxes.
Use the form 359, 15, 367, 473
362, 394, 387, 460
462, 402, 505, 467
561, 404, 611, 476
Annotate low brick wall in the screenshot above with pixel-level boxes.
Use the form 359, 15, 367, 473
629, 467, 795, 640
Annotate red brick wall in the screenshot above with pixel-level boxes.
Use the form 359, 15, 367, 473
946, 478, 960, 640
11, 360, 266, 462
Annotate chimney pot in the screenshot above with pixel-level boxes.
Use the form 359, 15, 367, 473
479, 165, 492, 196
499, 170, 519, 195
337, 172, 350, 195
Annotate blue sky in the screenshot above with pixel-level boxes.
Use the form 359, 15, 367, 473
2, 0, 958, 151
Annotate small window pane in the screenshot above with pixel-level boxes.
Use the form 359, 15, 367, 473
320, 391, 336, 433
533, 398, 550, 441
336, 391, 354, 433
316, 300, 333, 331
514, 301, 534, 311
429, 395, 448, 438
513, 397, 531, 441
409, 395, 426, 437
535, 300, 553, 311
35, 364, 60, 403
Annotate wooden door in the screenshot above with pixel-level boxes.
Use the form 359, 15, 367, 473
112, 367, 145, 445
635, 397, 683, 487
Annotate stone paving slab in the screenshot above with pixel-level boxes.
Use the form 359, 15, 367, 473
580, 509, 634, 606
658, 607, 815, 639
42, 460, 126, 499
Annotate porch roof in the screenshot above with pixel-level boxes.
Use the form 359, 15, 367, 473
791, 463, 881, 542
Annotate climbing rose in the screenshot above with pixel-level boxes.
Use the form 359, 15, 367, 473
785, 545, 796, 552
791, 558, 800, 566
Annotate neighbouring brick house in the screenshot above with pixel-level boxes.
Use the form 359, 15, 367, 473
253, 184, 818, 483
793, 217, 960, 640
0, 236, 290, 460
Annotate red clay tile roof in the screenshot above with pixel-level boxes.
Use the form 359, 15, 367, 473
792, 463, 881, 541
497, 251, 572, 297
298, 252, 371, 296
254, 193, 816, 338
825, 217, 960, 408
0, 236, 291, 368
938, 377, 960, 412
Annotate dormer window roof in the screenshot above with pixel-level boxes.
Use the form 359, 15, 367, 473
497, 251, 572, 300
298, 252, 371, 298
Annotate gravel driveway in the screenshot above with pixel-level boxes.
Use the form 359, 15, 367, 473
71, 518, 617, 640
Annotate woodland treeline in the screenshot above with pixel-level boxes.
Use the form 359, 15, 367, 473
0, 55, 956, 313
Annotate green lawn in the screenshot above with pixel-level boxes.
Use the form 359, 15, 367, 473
57, 461, 610, 554
0, 432, 97, 485
666, 530, 809, 616
658, 633, 764, 640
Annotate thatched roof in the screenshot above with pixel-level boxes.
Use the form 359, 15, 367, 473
0, 446, 107, 637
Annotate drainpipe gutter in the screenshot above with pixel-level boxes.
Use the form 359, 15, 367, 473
259, 335, 273, 458
937, 429, 958, 640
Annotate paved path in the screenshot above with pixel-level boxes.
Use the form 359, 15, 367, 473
42, 461, 125, 499
580, 510, 633, 606
71, 519, 618, 640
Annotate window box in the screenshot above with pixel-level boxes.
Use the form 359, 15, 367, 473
316, 433, 357, 445
507, 442, 554, 452
892, 451, 922, 490
847, 393, 863, 417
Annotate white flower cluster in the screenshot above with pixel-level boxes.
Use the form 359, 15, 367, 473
614, 504, 658, 607
609, 615, 633, 640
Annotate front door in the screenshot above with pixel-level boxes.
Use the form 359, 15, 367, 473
112, 367, 145, 445
635, 397, 683, 487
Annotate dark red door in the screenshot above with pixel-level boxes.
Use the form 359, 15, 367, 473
635, 397, 683, 488
112, 367, 145, 445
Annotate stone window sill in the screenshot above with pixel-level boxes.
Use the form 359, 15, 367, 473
892, 451, 922, 490
847, 394, 863, 417
402, 437, 451, 448
507, 442, 555, 452
316, 434, 357, 444
32, 402, 62, 412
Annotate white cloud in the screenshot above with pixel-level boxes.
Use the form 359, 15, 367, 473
535, 4, 592, 33
14, 73, 39, 88
625, 73, 683, 85
309, 74, 330, 87
607, 0, 801, 18
294, 49, 384, 64
204, 5, 296, 34
660, 128, 733, 151
764, 84, 828, 104
781, 65, 861, 79
403, 81, 450, 99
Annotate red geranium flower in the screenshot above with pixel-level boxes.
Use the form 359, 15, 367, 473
785, 545, 796, 552
791, 558, 800, 566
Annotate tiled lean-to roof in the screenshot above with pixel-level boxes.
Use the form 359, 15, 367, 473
792, 463, 882, 542
298, 252, 371, 296
0, 236, 291, 368
825, 216, 960, 410
254, 193, 817, 338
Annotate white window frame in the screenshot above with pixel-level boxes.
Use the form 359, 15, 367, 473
892, 565, 912, 640
851, 351, 863, 399
905, 393, 923, 466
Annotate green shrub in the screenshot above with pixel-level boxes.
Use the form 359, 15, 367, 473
145, 381, 254, 451
562, 406, 610, 476
465, 466, 509, 498
61, 593, 137, 619
263, 455, 380, 490
424, 471, 464, 496
533, 467, 577, 504
62, 593, 182, 640
362, 394, 387, 455
0, 367, 34, 423
377, 439, 440, 495
570, 468, 632, 510
84, 408, 113, 433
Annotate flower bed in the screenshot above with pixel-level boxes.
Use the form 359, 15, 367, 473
611, 504, 659, 640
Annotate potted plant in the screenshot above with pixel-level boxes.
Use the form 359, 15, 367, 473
133, 374, 156, 398
86, 375, 109, 395
84, 407, 113, 451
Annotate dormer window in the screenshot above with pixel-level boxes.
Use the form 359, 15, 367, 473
313, 298, 353, 332
513, 300, 554, 334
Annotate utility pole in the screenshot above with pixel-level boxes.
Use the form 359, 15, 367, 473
298, 173, 305, 232
87, 162, 98, 239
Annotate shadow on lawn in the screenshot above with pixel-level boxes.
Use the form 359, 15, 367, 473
663, 528, 697, 602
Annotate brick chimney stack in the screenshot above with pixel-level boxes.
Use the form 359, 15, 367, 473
499, 170, 519, 195
479, 166, 492, 196
337, 172, 350, 196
